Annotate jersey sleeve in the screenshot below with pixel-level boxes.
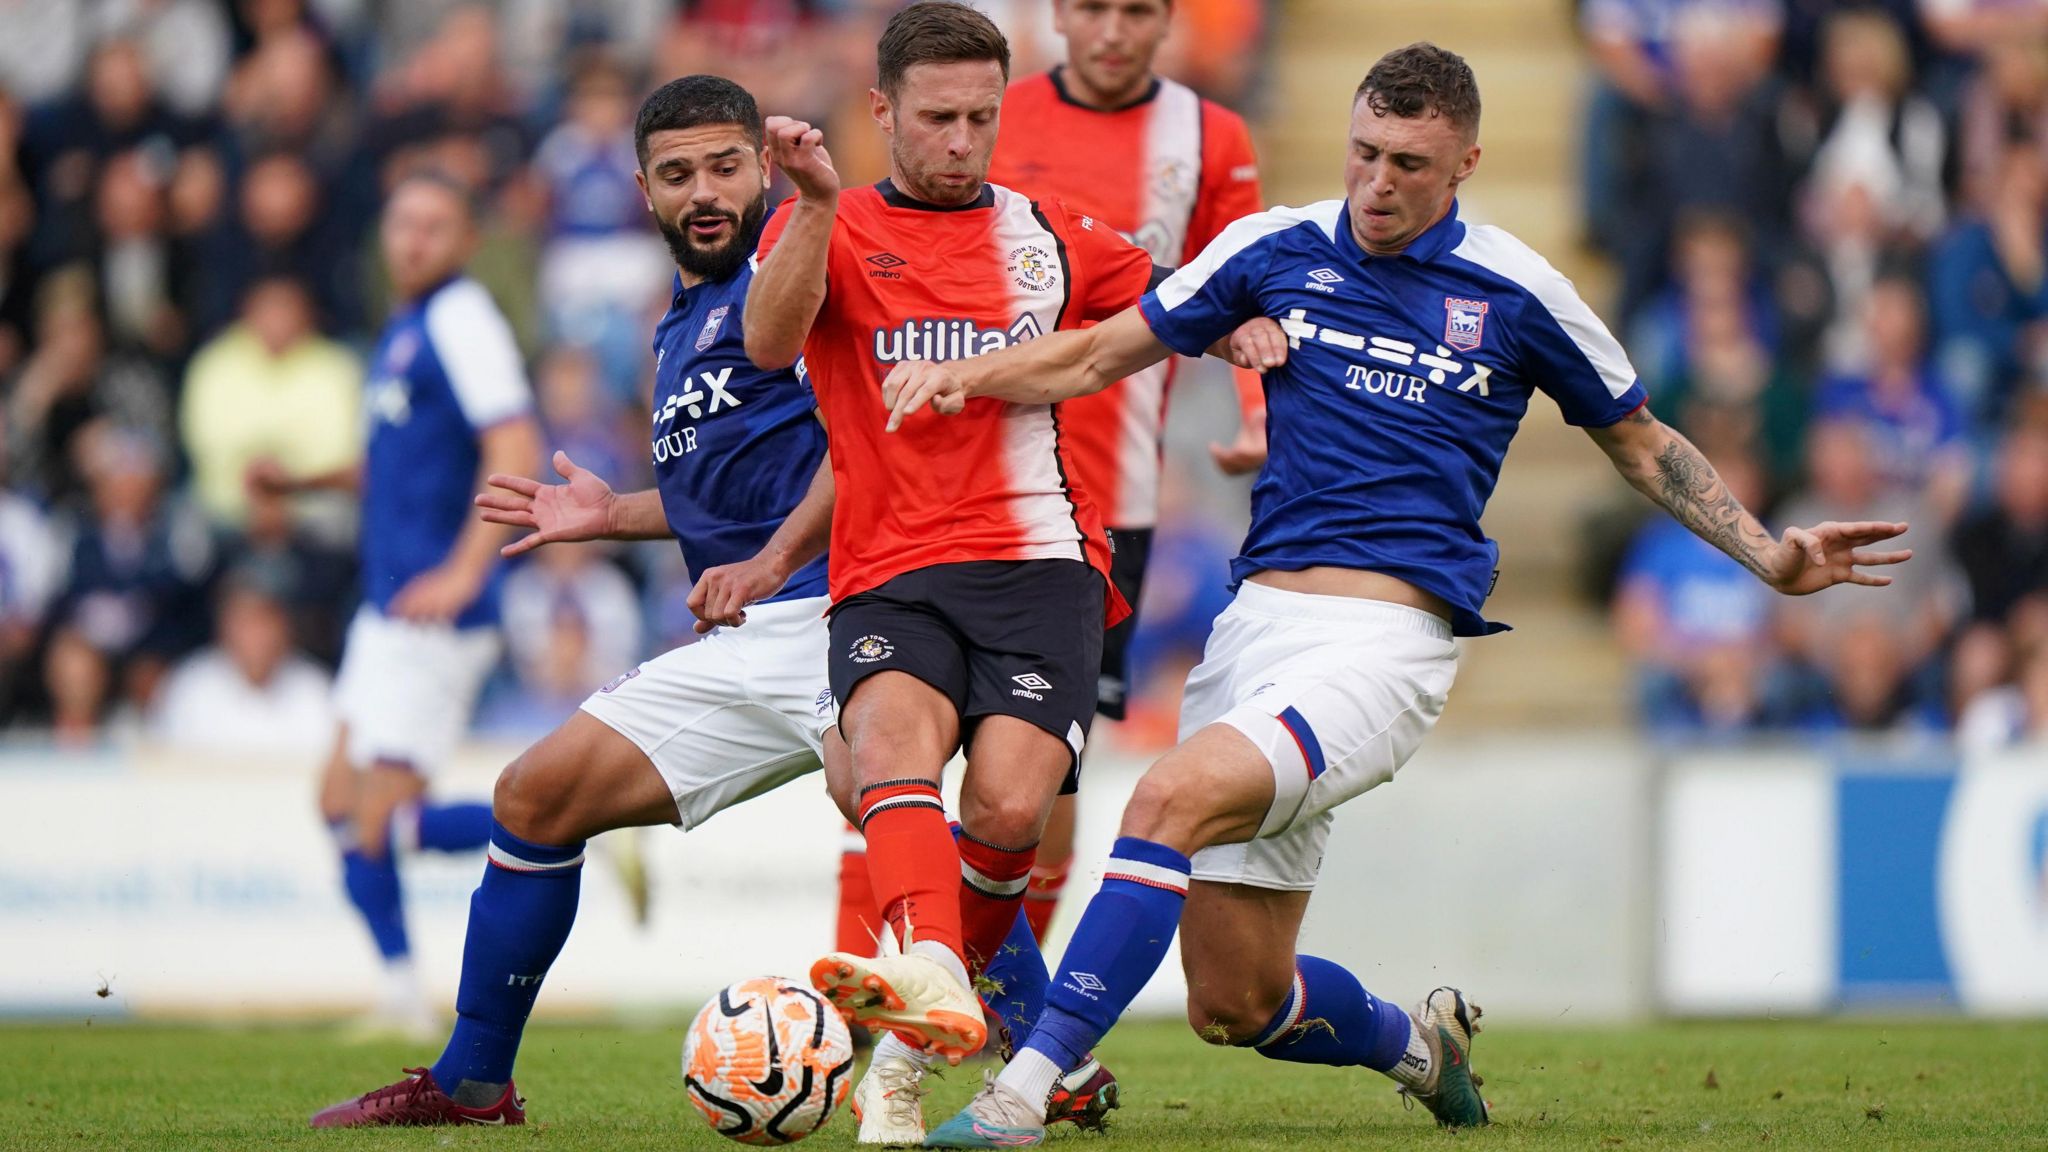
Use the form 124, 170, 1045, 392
1057, 199, 1156, 323
423, 281, 532, 430
751, 195, 799, 267
1515, 268, 1647, 427
1453, 226, 1645, 427
1137, 211, 1279, 357
1185, 104, 1263, 263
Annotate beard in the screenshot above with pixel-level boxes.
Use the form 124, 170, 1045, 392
889, 141, 986, 207
658, 193, 767, 282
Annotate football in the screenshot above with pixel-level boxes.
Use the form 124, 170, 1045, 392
681, 977, 856, 1145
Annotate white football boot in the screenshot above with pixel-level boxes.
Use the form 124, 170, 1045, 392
809, 929, 986, 1064
848, 1044, 931, 1146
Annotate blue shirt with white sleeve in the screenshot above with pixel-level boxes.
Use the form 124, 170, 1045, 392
1140, 199, 1646, 635
648, 262, 829, 603
362, 276, 533, 629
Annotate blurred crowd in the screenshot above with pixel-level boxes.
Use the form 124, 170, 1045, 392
0, 0, 1264, 752
1586, 0, 2048, 745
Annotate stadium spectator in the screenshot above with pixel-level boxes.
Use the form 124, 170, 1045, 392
0, 93, 36, 378
1928, 136, 2048, 423
19, 38, 195, 270
1952, 37, 2048, 214
179, 275, 361, 532
532, 343, 641, 492
1812, 272, 1972, 521
4, 272, 175, 509
1579, 0, 1785, 302
99, 0, 233, 119
1949, 424, 2048, 707
42, 426, 214, 740
233, 150, 358, 333
531, 56, 668, 396
1805, 9, 1946, 244
1776, 418, 1959, 730
484, 542, 643, 735
91, 148, 184, 362
1613, 451, 1783, 735
229, 477, 355, 666
149, 563, 334, 753
1918, 0, 2048, 60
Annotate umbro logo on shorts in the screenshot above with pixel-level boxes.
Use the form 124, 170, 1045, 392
849, 635, 894, 664
1011, 672, 1051, 702
814, 688, 835, 717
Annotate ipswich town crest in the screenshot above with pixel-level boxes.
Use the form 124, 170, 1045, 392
1443, 297, 1488, 351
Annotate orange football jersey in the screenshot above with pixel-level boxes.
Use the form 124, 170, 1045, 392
755, 180, 1154, 621
989, 69, 1264, 527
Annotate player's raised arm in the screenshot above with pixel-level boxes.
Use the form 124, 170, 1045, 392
743, 116, 840, 370
1588, 406, 1912, 595
881, 307, 1166, 430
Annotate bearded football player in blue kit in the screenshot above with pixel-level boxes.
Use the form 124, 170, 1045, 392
311, 74, 846, 1129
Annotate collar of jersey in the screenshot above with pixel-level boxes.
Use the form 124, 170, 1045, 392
875, 178, 996, 212
1048, 65, 1161, 113
1337, 197, 1466, 267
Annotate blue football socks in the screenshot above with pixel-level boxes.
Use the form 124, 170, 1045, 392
410, 801, 493, 853
981, 907, 1051, 1040
430, 822, 586, 1092
1243, 954, 1413, 1071
336, 820, 408, 961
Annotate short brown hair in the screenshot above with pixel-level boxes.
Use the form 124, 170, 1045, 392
877, 1, 1011, 97
1356, 43, 1481, 136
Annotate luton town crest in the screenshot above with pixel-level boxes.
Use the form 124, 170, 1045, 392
1443, 297, 1488, 351
1008, 245, 1057, 293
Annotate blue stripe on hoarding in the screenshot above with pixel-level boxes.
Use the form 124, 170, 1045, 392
1836, 771, 1956, 1006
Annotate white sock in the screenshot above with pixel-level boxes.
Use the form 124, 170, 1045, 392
997, 1046, 1062, 1111
871, 1029, 936, 1070
1388, 1012, 1434, 1089
909, 938, 971, 992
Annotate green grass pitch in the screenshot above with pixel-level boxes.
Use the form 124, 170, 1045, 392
2, 1017, 2044, 1150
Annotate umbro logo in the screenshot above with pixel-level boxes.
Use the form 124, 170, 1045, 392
1066, 971, 1107, 997
1306, 267, 1343, 294
866, 252, 908, 280
1011, 672, 1051, 702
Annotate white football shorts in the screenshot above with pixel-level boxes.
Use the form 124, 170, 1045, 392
578, 594, 833, 830
334, 605, 503, 774
1181, 580, 1458, 891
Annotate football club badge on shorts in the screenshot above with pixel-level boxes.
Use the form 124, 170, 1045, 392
695, 305, 729, 352
849, 634, 895, 664
1444, 297, 1489, 351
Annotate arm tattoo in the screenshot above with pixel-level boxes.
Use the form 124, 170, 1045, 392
1650, 437, 1773, 580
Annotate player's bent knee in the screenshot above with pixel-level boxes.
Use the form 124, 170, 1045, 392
492, 752, 584, 844
957, 786, 1049, 849
1185, 982, 1289, 1046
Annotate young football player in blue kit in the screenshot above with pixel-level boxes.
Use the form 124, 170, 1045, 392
882, 44, 1914, 1145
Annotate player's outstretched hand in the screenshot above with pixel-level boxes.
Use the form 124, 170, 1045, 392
881, 360, 969, 432
475, 450, 617, 557
686, 556, 789, 634
765, 115, 839, 202
1761, 520, 1912, 596
1222, 316, 1288, 373
1209, 405, 1267, 476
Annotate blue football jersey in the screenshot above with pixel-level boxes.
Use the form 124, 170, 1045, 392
361, 277, 533, 629
1140, 199, 1646, 635
649, 264, 828, 602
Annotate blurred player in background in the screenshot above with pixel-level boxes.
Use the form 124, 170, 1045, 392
829, 1, 1270, 1029
281, 172, 542, 1041
885, 44, 1915, 1147
311, 76, 841, 1127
